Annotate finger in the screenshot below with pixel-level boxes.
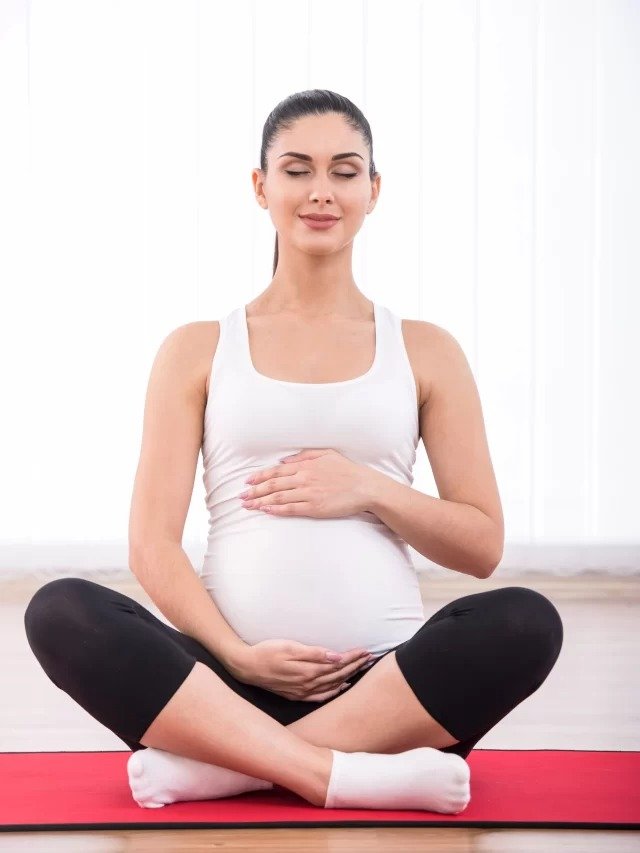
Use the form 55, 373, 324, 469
313, 654, 370, 687
344, 649, 372, 664
320, 650, 369, 672
338, 652, 372, 672
306, 676, 351, 699
312, 660, 367, 693
339, 657, 370, 679
354, 650, 374, 664
305, 684, 349, 702
317, 648, 368, 665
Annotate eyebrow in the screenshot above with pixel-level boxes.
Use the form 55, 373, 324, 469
278, 151, 364, 163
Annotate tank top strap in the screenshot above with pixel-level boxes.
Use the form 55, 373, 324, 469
212, 306, 248, 378
375, 303, 402, 376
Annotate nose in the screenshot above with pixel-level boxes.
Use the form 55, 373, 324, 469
310, 181, 335, 203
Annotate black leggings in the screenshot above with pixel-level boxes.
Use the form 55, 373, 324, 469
23, 578, 563, 761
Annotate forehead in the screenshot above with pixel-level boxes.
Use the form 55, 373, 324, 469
275, 113, 364, 155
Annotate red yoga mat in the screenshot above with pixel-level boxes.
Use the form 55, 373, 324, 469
0, 749, 638, 832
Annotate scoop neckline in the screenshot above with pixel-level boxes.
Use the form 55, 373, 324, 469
242, 302, 381, 387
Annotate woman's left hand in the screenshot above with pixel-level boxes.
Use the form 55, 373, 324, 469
239, 448, 378, 519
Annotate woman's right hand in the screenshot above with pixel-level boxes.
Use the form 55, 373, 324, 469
227, 639, 374, 701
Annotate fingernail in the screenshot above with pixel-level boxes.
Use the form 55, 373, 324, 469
326, 653, 342, 662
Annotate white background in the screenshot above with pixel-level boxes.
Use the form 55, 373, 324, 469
1, 0, 638, 578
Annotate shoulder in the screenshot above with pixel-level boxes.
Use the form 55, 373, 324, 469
164, 320, 220, 399
400, 318, 454, 408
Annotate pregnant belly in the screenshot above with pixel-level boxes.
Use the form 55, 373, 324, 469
201, 518, 425, 657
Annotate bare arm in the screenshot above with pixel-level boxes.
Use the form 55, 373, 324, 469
128, 323, 249, 671
366, 475, 502, 578
131, 542, 249, 670
364, 323, 504, 578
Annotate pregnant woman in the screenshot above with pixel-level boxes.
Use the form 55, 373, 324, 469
24, 89, 563, 813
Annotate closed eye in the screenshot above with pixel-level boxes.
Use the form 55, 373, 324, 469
285, 171, 358, 179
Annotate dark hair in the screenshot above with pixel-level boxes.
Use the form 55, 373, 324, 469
259, 89, 378, 276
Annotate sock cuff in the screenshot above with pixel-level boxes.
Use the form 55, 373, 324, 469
324, 749, 345, 809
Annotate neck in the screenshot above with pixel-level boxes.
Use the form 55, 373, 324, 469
258, 241, 371, 318
251, 281, 371, 320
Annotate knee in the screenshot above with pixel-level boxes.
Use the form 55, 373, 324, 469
24, 577, 96, 653
495, 586, 564, 671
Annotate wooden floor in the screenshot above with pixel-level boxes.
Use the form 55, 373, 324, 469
1, 571, 638, 851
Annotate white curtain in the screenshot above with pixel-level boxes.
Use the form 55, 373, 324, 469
1, 0, 638, 578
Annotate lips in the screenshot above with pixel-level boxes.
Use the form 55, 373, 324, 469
300, 214, 340, 221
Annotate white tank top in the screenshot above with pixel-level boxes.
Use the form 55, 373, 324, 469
200, 302, 425, 661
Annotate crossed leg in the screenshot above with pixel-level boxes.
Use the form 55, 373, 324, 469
137, 649, 459, 807
286, 650, 459, 753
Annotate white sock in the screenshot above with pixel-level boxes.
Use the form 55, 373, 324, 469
127, 747, 273, 808
324, 747, 471, 813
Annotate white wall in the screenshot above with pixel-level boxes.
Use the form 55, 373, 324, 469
1, 0, 638, 579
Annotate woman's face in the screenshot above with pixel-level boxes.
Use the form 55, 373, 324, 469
253, 112, 380, 257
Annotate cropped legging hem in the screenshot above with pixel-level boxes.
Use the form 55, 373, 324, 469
23, 577, 564, 760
